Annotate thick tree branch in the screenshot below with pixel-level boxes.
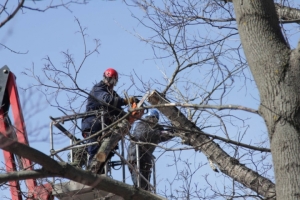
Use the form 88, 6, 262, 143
0, 169, 52, 182
147, 90, 276, 199
275, 4, 300, 23
0, 132, 165, 200
221, 1, 300, 23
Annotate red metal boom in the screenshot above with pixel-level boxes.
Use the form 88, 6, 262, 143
0, 66, 52, 200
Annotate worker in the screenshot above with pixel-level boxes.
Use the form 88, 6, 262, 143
127, 109, 174, 190
81, 68, 135, 173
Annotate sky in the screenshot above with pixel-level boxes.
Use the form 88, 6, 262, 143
1, 0, 161, 140
1, 1, 200, 199
0, 1, 279, 199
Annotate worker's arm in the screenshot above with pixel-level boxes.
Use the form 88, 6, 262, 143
159, 129, 175, 142
93, 87, 126, 108
154, 124, 175, 142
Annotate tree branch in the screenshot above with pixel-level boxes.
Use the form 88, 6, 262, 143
0, 0, 25, 28
130, 103, 259, 115
218, 1, 300, 24
0, 169, 52, 183
131, 130, 270, 152
275, 3, 300, 23
0, 132, 166, 200
147, 90, 276, 199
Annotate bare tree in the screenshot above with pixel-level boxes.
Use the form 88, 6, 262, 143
1, 0, 300, 200
126, 0, 300, 199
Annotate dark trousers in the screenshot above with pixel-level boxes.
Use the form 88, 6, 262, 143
129, 161, 152, 190
85, 135, 98, 164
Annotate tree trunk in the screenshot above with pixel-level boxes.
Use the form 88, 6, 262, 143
233, 0, 300, 199
147, 91, 275, 198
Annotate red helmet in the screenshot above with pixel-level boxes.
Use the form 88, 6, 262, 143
103, 68, 118, 80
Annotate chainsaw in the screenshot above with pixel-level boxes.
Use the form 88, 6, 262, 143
126, 91, 150, 125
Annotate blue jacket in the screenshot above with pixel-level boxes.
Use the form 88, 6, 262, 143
81, 80, 126, 133
127, 118, 174, 163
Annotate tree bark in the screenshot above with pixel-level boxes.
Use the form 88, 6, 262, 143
147, 90, 276, 198
275, 3, 300, 22
224, 1, 300, 23
0, 133, 165, 200
233, 0, 300, 199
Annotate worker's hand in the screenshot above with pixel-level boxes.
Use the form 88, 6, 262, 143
124, 96, 137, 105
82, 132, 89, 138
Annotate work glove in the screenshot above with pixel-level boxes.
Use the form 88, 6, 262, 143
124, 96, 136, 105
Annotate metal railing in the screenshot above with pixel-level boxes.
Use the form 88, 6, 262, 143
49, 111, 157, 192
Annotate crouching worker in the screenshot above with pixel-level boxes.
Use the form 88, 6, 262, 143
81, 68, 135, 174
127, 109, 174, 190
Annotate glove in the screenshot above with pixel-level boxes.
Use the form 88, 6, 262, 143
82, 131, 90, 138
124, 96, 136, 105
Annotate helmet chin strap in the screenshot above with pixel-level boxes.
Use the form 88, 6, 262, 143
111, 78, 117, 86
104, 77, 118, 87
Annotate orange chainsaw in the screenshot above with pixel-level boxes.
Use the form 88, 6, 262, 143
126, 92, 150, 125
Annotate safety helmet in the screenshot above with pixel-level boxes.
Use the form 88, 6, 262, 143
103, 68, 118, 86
147, 109, 159, 120
103, 68, 118, 80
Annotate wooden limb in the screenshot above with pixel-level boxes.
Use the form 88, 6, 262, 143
0, 132, 166, 200
147, 90, 276, 199
96, 119, 130, 162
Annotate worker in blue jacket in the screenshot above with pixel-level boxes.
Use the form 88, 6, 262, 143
127, 109, 174, 190
81, 68, 134, 173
